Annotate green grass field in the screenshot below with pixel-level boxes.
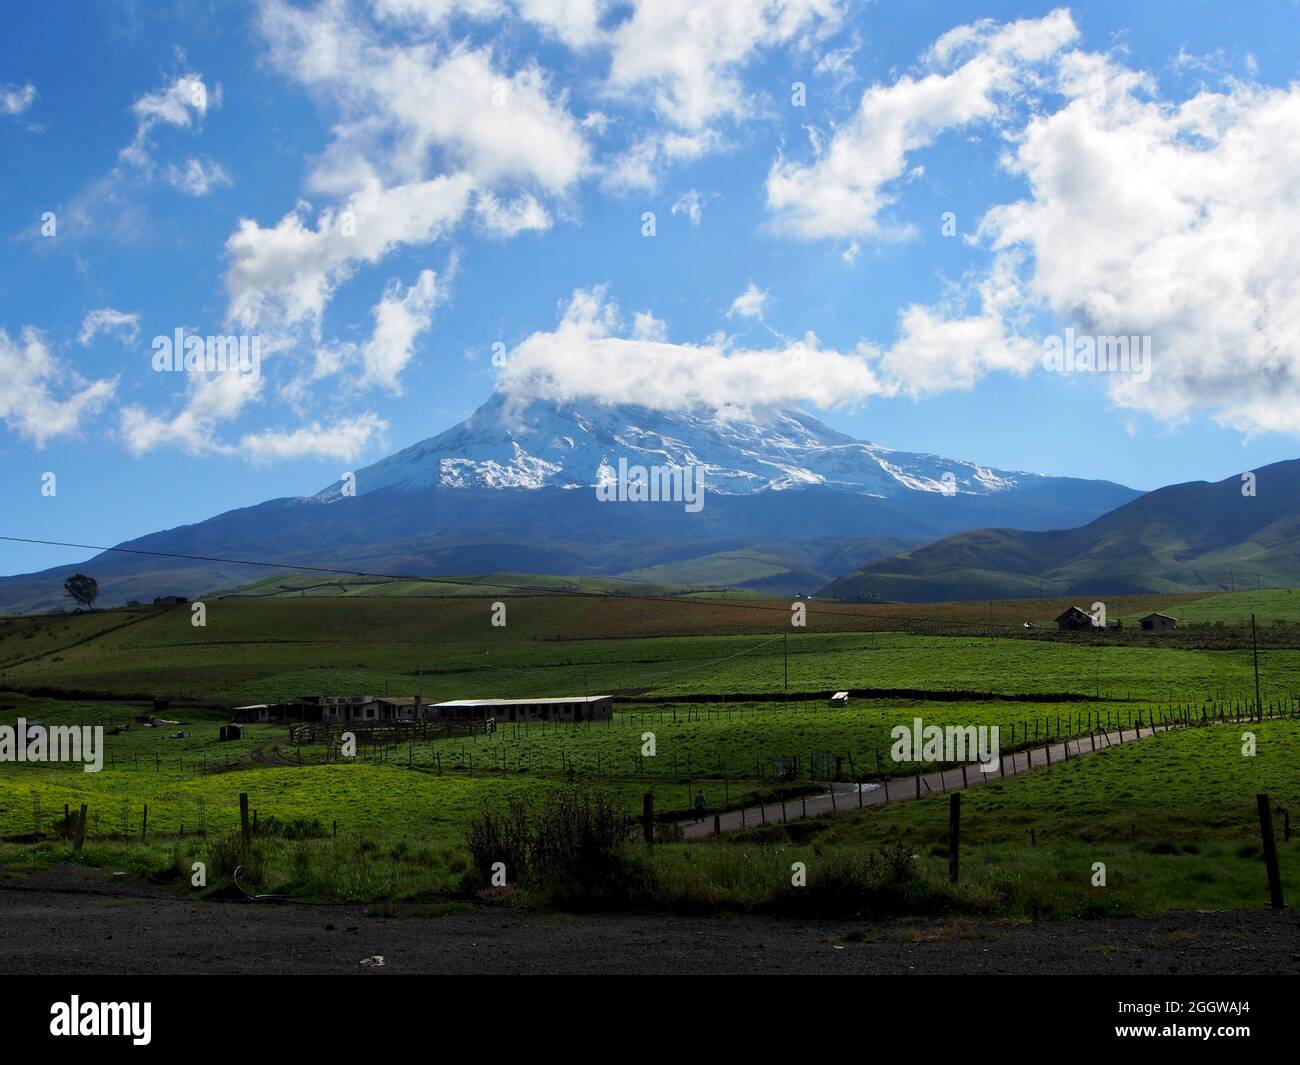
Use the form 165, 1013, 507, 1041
4, 597, 1299, 709
1, 590, 1297, 914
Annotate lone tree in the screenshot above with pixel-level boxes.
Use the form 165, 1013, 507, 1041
63, 573, 99, 611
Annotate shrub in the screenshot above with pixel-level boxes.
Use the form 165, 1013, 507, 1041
205, 832, 268, 887
466, 789, 639, 905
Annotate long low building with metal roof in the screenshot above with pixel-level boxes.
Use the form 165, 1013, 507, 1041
432, 695, 613, 722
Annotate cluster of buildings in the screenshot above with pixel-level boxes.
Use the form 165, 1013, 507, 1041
232, 693, 614, 725
1053, 606, 1178, 632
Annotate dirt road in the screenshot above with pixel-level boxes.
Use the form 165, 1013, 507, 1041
682, 723, 1172, 839
0, 867, 1295, 975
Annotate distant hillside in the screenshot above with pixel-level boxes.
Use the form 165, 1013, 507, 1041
820, 458, 1300, 602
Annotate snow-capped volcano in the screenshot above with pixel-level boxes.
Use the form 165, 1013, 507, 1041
0, 392, 1140, 612
317, 392, 1026, 501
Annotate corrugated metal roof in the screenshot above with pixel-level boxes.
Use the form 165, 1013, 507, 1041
433, 695, 613, 707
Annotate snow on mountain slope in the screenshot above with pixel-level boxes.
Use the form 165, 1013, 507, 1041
316, 392, 1029, 502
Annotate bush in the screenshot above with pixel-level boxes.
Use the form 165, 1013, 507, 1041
465, 789, 639, 904
205, 832, 268, 886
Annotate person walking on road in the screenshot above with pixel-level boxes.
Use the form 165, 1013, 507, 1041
694, 789, 707, 823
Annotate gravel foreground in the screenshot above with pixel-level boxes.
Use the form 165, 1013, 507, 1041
1, 867, 1296, 975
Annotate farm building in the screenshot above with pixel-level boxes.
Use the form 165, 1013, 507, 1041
316, 695, 430, 723
1054, 606, 1096, 631
829, 691, 850, 707
232, 695, 432, 724
219, 723, 243, 741
153, 595, 189, 606
432, 695, 614, 722
1140, 612, 1178, 632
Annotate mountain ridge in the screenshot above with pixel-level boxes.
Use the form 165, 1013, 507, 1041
819, 458, 1300, 602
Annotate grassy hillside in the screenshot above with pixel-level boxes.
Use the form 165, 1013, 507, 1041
6, 596, 1300, 707
822, 458, 1300, 602
618, 549, 825, 592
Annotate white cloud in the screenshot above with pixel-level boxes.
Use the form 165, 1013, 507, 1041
0, 83, 36, 116
226, 0, 586, 336
727, 282, 768, 320
373, 0, 504, 27
473, 190, 551, 236
976, 53, 1300, 434
591, 1, 840, 190
876, 306, 1038, 396
238, 413, 389, 463
601, 129, 718, 193
362, 269, 444, 392
58, 73, 222, 239
164, 157, 232, 196
120, 73, 218, 169
766, 8, 1078, 241
671, 189, 706, 225
258, 0, 590, 196
224, 173, 474, 331
631, 311, 666, 341
0, 328, 115, 447
494, 287, 882, 413
786, 12, 1300, 436
518, 0, 608, 49
606, 0, 841, 131
78, 309, 141, 347
119, 366, 264, 457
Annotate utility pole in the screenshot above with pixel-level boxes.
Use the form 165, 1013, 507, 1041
1252, 613, 1263, 720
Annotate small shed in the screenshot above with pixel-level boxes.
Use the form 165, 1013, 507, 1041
1055, 606, 1095, 631
1139, 612, 1178, 632
219, 723, 243, 742
829, 691, 850, 707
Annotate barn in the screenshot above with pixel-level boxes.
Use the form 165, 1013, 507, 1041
432, 695, 614, 722
1054, 606, 1096, 631
1139, 612, 1178, 632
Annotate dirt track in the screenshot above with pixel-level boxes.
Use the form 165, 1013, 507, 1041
681, 723, 1173, 839
1, 867, 1296, 975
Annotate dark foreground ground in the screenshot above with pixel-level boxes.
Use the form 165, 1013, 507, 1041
1, 867, 1296, 975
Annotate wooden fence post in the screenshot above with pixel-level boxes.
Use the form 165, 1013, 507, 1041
239, 793, 250, 842
73, 804, 87, 851
948, 793, 960, 883
141, 805, 148, 842
1257, 794, 1285, 910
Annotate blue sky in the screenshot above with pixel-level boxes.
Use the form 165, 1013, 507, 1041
3, 0, 1300, 577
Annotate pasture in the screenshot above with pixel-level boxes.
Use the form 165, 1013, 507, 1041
0, 588, 1297, 915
